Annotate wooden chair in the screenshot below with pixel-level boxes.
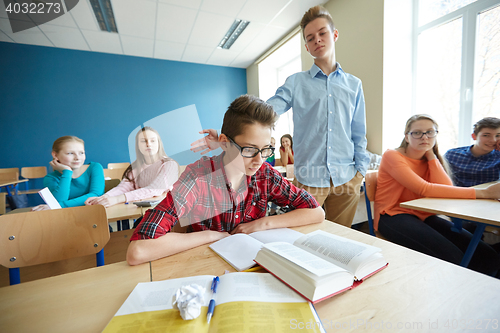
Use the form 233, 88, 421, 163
363, 170, 378, 236
103, 168, 126, 180
0, 168, 19, 182
108, 162, 130, 170
19, 166, 47, 194
0, 205, 109, 285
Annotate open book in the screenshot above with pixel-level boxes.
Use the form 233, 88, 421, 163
209, 228, 304, 271
254, 230, 388, 303
103, 272, 325, 333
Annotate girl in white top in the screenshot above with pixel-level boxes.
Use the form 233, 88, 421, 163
85, 127, 179, 207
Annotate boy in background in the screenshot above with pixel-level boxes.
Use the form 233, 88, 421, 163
445, 117, 500, 187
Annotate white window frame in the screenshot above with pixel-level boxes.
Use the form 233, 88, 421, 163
412, 0, 500, 146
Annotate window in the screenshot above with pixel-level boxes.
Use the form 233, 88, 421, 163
414, 0, 500, 151
258, 33, 301, 159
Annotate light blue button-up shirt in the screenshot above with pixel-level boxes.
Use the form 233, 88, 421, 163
267, 63, 369, 187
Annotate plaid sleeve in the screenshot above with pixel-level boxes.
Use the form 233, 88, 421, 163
130, 166, 199, 241
129, 193, 179, 240
266, 167, 319, 209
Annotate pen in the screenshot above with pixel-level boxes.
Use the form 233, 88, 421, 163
206, 276, 219, 324
242, 266, 264, 272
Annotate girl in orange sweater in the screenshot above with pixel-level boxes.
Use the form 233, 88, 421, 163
375, 115, 500, 276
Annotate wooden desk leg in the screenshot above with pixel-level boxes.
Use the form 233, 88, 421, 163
460, 222, 486, 267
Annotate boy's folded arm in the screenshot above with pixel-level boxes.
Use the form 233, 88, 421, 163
126, 230, 229, 265
231, 206, 325, 235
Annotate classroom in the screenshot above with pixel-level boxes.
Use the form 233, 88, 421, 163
1, 0, 499, 332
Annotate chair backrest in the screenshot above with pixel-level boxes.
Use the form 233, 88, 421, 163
104, 179, 121, 192
103, 168, 126, 180
108, 162, 130, 170
21, 166, 47, 179
0, 168, 19, 182
0, 205, 109, 268
286, 164, 294, 179
365, 170, 379, 202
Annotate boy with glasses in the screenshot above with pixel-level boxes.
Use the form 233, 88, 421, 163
445, 117, 500, 187
127, 95, 324, 265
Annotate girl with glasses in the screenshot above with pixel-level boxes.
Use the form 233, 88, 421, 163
374, 114, 500, 276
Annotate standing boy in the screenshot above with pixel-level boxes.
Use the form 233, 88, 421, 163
127, 95, 324, 266
266, 6, 369, 227
445, 117, 500, 187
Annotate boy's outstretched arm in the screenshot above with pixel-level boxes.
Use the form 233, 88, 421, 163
127, 230, 229, 265
190, 129, 219, 154
230, 206, 325, 234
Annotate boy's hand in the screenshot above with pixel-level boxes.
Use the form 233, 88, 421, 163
190, 129, 219, 155
230, 218, 270, 234
495, 140, 500, 151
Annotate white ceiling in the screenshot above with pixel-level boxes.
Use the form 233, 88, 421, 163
0, 0, 324, 68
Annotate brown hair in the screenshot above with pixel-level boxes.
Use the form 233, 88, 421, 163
399, 114, 448, 171
52, 136, 84, 153
280, 134, 293, 150
123, 127, 168, 182
221, 94, 278, 139
473, 117, 500, 136
300, 5, 335, 40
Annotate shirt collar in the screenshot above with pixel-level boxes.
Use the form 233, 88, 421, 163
309, 62, 344, 78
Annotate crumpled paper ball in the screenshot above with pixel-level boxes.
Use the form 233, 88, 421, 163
172, 284, 206, 320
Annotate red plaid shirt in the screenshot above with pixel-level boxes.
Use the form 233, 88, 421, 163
130, 153, 319, 240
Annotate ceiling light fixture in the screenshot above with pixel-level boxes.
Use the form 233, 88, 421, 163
218, 19, 250, 50
89, 0, 118, 33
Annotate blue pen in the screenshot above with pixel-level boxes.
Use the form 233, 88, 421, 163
206, 276, 219, 323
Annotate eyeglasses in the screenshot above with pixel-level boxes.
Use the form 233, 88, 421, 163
409, 130, 438, 139
227, 137, 275, 158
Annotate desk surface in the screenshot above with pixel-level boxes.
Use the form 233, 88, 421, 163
400, 181, 500, 226
2, 222, 500, 332
0, 179, 28, 187
151, 221, 500, 331
105, 202, 144, 222
0, 261, 150, 333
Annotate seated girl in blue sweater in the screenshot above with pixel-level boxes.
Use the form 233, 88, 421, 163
32, 136, 105, 211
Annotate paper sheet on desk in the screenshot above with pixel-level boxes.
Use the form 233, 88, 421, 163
38, 187, 61, 209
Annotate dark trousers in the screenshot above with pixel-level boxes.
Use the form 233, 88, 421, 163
378, 214, 500, 276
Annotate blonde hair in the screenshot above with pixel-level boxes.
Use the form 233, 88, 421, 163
52, 136, 84, 153
300, 6, 335, 40
399, 114, 447, 172
123, 127, 168, 182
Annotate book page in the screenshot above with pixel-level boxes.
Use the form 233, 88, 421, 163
211, 273, 324, 333
293, 230, 381, 273
38, 187, 61, 209
261, 242, 343, 277
209, 234, 264, 271
249, 228, 303, 244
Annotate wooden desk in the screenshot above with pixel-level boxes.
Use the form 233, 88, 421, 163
2, 222, 499, 332
105, 203, 143, 222
151, 221, 500, 332
0, 261, 150, 333
400, 184, 500, 267
0, 179, 29, 188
